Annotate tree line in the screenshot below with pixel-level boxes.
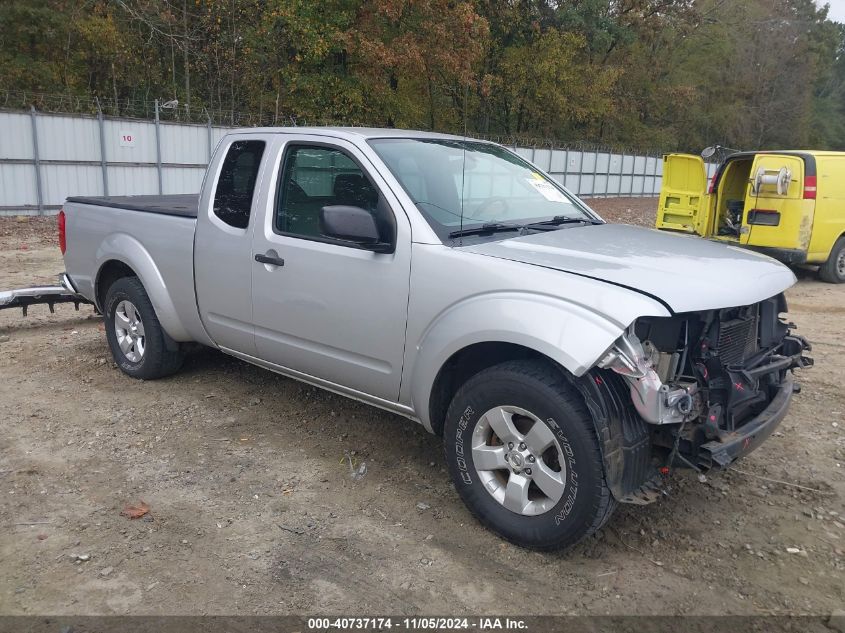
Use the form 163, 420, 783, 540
2, 0, 844, 152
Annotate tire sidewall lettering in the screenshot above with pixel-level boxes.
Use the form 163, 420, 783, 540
547, 416, 579, 525
453, 407, 581, 523
442, 363, 610, 549
454, 406, 475, 485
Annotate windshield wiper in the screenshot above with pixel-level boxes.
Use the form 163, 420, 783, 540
448, 216, 602, 239
523, 215, 603, 231
448, 222, 523, 239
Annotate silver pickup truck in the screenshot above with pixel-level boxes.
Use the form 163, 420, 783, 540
59, 127, 812, 550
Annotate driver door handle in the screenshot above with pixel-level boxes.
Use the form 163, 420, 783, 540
254, 253, 285, 267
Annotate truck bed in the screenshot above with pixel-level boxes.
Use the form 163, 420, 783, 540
62, 194, 211, 346
65, 194, 198, 218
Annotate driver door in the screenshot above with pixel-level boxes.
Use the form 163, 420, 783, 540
249, 137, 412, 401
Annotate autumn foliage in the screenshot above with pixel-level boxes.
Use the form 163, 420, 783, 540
1, 0, 843, 151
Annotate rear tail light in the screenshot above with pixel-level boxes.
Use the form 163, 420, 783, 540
58, 208, 66, 254
803, 176, 817, 199
708, 173, 717, 194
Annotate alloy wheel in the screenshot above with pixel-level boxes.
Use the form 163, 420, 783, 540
471, 406, 567, 516
114, 299, 146, 363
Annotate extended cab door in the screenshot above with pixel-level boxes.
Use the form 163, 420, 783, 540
195, 134, 273, 356
656, 154, 710, 236
249, 136, 412, 402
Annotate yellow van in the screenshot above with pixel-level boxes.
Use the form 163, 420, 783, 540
656, 150, 845, 283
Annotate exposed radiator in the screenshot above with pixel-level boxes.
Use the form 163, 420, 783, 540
717, 314, 758, 366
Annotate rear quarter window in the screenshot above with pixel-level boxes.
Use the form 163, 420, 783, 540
213, 140, 266, 229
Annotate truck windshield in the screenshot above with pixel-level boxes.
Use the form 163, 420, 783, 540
368, 138, 597, 242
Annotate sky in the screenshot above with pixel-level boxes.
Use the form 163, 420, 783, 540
817, 0, 845, 22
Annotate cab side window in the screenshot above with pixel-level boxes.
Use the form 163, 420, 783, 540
213, 140, 266, 229
275, 145, 380, 239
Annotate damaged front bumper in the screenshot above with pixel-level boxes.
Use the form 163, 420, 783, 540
598, 304, 813, 482
700, 372, 796, 468
700, 334, 812, 468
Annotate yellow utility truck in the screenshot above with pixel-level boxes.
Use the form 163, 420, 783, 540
656, 150, 845, 283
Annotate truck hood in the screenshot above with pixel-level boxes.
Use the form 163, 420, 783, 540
462, 223, 796, 313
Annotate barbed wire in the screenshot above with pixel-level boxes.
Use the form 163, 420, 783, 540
0, 89, 282, 127
0, 89, 671, 156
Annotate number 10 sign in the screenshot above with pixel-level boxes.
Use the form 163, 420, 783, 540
119, 131, 136, 147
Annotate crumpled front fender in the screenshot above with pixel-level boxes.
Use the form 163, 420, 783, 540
407, 290, 668, 432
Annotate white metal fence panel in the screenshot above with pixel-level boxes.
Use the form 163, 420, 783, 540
36, 114, 99, 162
0, 112, 35, 160
0, 109, 716, 215
484, 144, 676, 197
106, 165, 159, 195
160, 122, 211, 165
162, 166, 206, 194
0, 164, 37, 206
41, 164, 103, 204
103, 119, 157, 164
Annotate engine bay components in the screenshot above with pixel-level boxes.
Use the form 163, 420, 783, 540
598, 294, 812, 434
598, 330, 700, 425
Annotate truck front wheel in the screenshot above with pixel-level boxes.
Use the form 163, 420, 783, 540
443, 360, 615, 550
104, 277, 185, 379
819, 237, 845, 283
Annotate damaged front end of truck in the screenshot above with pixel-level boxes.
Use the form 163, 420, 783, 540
583, 293, 812, 504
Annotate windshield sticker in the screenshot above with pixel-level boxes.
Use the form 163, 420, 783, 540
526, 178, 568, 203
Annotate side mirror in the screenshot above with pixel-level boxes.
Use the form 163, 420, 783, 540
319, 205, 391, 252
701, 146, 717, 159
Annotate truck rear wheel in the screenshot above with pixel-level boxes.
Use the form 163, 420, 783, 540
104, 277, 185, 379
442, 360, 615, 551
819, 237, 845, 284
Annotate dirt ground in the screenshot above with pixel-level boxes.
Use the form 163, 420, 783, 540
0, 198, 842, 618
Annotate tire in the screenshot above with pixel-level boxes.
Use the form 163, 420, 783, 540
443, 359, 615, 551
819, 237, 845, 283
103, 276, 185, 379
